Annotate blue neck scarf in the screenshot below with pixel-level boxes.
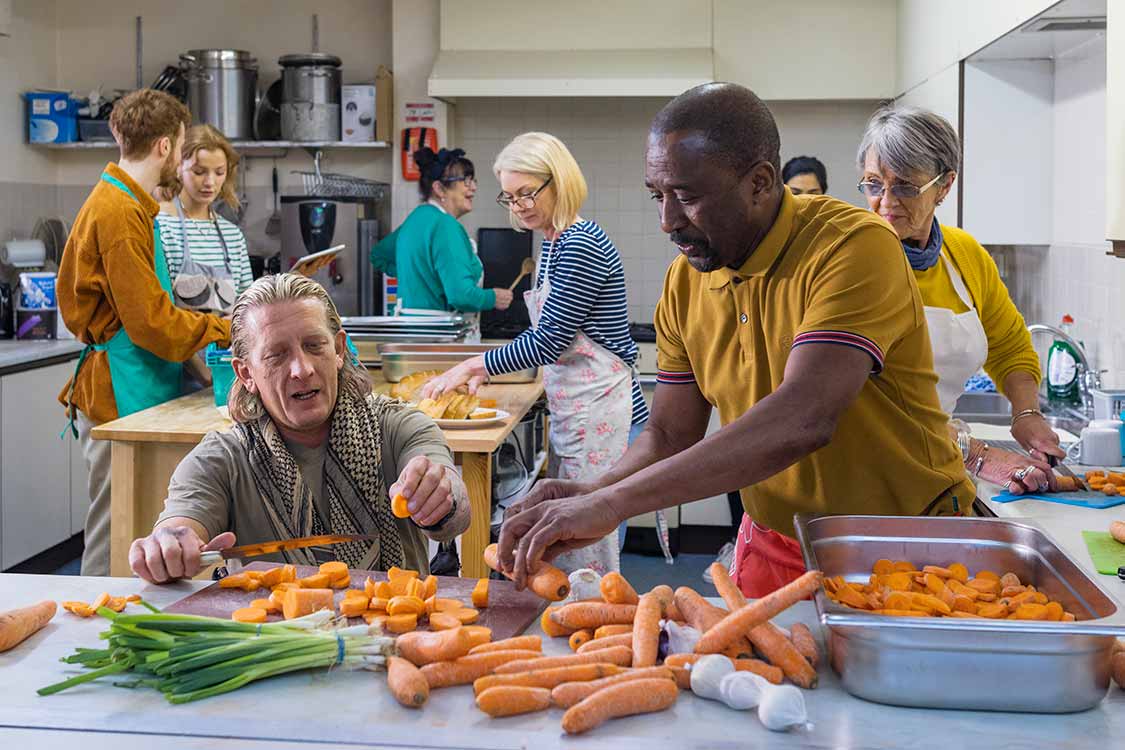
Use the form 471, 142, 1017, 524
903, 217, 943, 271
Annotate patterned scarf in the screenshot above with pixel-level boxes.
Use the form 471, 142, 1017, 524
903, 217, 943, 271
235, 392, 406, 571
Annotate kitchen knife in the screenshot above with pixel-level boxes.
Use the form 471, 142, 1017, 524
199, 534, 377, 565
1047, 455, 1087, 491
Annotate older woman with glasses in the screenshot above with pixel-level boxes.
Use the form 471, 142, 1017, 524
857, 106, 1063, 496
371, 147, 513, 340
420, 132, 648, 575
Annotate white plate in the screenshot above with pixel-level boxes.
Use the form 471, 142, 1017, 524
434, 408, 510, 429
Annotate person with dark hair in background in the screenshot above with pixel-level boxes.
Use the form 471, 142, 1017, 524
782, 155, 828, 195
371, 147, 512, 340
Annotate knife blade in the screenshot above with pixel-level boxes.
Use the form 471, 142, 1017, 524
199, 534, 377, 565
1047, 455, 1087, 491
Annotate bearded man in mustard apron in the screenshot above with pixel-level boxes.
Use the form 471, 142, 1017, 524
57, 90, 231, 575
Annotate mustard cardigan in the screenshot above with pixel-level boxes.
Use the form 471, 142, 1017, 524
912, 225, 1040, 394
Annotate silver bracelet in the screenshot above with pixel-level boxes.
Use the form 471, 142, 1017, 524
1011, 408, 1043, 427
972, 444, 989, 477
957, 430, 972, 462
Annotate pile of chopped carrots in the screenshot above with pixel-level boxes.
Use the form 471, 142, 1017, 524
389, 562, 824, 736
61, 593, 142, 618
221, 562, 486, 635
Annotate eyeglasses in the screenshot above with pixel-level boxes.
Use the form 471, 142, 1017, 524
497, 176, 552, 209
443, 175, 477, 188
857, 171, 947, 200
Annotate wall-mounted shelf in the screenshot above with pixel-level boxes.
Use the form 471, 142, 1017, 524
31, 140, 391, 157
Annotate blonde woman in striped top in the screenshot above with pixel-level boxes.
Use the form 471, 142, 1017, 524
158, 125, 253, 315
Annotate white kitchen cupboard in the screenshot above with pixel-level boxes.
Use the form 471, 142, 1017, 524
70, 418, 88, 536
1107, 0, 1125, 246
896, 64, 961, 228
0, 362, 74, 569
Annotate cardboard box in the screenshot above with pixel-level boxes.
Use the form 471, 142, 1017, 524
25, 90, 76, 143
342, 84, 376, 142
375, 65, 394, 143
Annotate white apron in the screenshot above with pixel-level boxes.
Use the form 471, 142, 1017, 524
924, 252, 989, 415
528, 237, 632, 575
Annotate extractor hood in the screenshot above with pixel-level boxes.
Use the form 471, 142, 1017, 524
427, 48, 713, 98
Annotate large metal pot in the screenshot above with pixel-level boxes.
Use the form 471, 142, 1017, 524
179, 49, 258, 140
279, 53, 342, 142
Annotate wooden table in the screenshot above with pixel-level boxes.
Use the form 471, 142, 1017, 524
91, 374, 544, 579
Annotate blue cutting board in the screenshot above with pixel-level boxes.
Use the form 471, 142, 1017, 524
991, 490, 1125, 509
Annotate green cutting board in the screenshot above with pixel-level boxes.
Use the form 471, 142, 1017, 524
1081, 531, 1125, 575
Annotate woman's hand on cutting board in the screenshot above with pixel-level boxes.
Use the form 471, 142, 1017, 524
1010, 413, 1066, 462
129, 525, 235, 584
979, 446, 1056, 495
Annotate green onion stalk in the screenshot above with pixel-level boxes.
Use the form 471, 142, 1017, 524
38, 604, 395, 704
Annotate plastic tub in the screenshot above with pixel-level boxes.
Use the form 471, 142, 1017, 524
206, 344, 235, 407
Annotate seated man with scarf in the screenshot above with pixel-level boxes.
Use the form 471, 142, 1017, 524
129, 273, 470, 583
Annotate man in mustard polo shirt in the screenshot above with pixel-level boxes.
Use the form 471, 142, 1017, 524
496, 83, 975, 597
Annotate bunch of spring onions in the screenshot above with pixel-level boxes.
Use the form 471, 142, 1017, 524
38, 603, 395, 704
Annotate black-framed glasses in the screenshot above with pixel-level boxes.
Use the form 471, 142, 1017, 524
497, 176, 552, 209
857, 171, 947, 200
442, 175, 477, 188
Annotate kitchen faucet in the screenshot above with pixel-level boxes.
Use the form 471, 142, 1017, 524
1027, 323, 1103, 416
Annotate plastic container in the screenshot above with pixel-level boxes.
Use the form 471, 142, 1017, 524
15, 307, 56, 340
78, 119, 113, 142
24, 90, 77, 143
205, 343, 235, 407
19, 271, 56, 309
1046, 314, 1081, 406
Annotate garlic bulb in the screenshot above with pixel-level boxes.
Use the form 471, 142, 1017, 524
757, 684, 812, 732
662, 620, 701, 655
565, 569, 602, 602
718, 671, 770, 710
689, 654, 735, 701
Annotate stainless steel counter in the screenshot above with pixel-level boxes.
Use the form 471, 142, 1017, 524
0, 340, 84, 376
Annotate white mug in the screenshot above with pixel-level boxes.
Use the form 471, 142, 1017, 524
1067, 426, 1122, 467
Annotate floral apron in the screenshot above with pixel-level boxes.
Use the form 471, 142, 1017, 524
527, 238, 631, 575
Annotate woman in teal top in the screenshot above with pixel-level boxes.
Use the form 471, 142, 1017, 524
371, 148, 512, 337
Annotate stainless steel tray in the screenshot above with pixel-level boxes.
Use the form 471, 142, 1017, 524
377, 343, 538, 384
793, 514, 1125, 713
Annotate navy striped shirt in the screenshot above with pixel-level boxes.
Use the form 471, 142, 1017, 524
484, 220, 648, 424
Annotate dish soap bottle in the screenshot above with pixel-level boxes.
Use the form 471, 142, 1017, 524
1046, 314, 1081, 406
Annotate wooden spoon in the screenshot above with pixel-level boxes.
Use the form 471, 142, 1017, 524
507, 256, 535, 291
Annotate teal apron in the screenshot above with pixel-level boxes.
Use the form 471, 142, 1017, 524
64, 173, 183, 437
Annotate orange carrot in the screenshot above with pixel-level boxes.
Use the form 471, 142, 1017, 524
648, 584, 683, 621
0, 601, 56, 652
550, 602, 637, 630
632, 592, 662, 668
695, 571, 823, 654
454, 608, 480, 624
298, 573, 331, 589
387, 655, 429, 708
561, 678, 678, 735
231, 607, 267, 624
250, 597, 281, 614
492, 645, 633, 674
473, 663, 625, 695
91, 592, 111, 611
789, 622, 820, 666
471, 578, 489, 608
428, 612, 462, 631
392, 493, 411, 518
469, 635, 542, 655
422, 575, 438, 600
569, 629, 593, 651
662, 653, 784, 685
550, 666, 675, 708
669, 665, 691, 690
576, 633, 632, 654
318, 561, 348, 579
747, 621, 818, 689
540, 606, 577, 637
419, 649, 543, 688
476, 685, 551, 717
396, 627, 474, 666
282, 588, 334, 620
483, 543, 570, 601
600, 572, 639, 605
462, 626, 492, 649
387, 596, 425, 617
709, 562, 747, 610
594, 624, 633, 639
673, 587, 727, 632
338, 597, 368, 618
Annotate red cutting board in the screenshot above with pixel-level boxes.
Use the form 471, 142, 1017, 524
164, 562, 546, 642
